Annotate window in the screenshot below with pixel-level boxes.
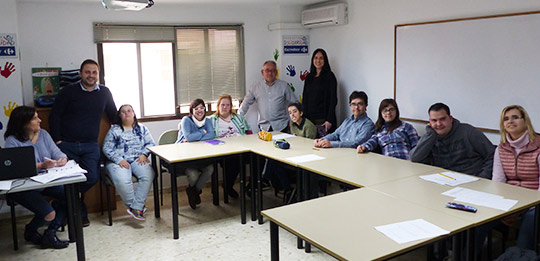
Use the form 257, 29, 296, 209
94, 24, 245, 119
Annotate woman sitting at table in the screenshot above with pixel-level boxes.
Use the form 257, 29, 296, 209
288, 102, 317, 139
4, 106, 69, 249
176, 98, 215, 209
357, 98, 419, 160
208, 94, 252, 199
102, 104, 155, 221
492, 105, 540, 250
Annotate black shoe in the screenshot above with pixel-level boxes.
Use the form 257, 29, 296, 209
195, 189, 201, 205
41, 229, 69, 249
24, 226, 42, 245
261, 179, 271, 190
186, 186, 197, 209
82, 217, 90, 227
227, 188, 239, 199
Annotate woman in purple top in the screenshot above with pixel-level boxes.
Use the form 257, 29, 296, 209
4, 106, 69, 249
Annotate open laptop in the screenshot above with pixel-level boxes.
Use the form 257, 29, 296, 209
0, 146, 37, 181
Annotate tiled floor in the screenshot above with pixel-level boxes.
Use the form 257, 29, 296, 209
0, 185, 429, 260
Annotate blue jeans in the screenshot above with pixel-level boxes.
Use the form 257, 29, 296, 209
58, 141, 100, 217
106, 161, 155, 211
8, 185, 66, 231
517, 208, 535, 250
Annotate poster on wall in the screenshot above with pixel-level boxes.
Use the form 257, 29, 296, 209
32, 67, 61, 107
282, 35, 309, 55
0, 33, 17, 58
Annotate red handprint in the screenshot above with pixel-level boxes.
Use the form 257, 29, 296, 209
0, 62, 15, 79
299, 70, 309, 81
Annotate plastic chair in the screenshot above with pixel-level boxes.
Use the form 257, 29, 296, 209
157, 129, 179, 205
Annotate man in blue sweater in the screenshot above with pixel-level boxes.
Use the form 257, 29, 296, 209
50, 59, 117, 226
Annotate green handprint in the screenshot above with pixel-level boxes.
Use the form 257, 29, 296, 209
273, 49, 279, 61
4, 101, 17, 117
288, 83, 295, 92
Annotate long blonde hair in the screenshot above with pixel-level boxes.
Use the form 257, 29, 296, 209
214, 94, 235, 117
499, 105, 536, 143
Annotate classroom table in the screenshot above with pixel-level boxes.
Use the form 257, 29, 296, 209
262, 188, 471, 261
298, 152, 446, 187
369, 175, 540, 259
1, 174, 87, 261
148, 141, 250, 239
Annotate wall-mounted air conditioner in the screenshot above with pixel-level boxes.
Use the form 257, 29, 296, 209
301, 3, 348, 28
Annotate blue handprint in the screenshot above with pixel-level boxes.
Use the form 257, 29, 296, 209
286, 65, 296, 77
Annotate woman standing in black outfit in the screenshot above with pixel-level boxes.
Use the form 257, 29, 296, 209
302, 48, 338, 136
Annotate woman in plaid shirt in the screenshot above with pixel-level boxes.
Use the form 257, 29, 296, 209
357, 99, 419, 160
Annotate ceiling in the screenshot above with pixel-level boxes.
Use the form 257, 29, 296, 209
17, 0, 327, 5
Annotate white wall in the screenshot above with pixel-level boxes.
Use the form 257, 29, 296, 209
16, 1, 300, 138
309, 0, 540, 144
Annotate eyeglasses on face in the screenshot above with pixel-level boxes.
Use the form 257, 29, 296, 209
263, 69, 277, 73
503, 114, 523, 122
382, 108, 396, 113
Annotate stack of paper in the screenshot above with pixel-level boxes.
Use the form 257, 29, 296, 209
0, 180, 13, 190
442, 187, 518, 211
420, 171, 479, 186
31, 160, 87, 184
374, 219, 450, 244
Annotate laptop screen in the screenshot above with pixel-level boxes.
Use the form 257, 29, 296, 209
0, 146, 37, 181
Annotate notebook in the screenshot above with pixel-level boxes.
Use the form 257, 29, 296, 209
0, 146, 37, 181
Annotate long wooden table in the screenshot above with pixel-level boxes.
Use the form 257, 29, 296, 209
262, 188, 472, 261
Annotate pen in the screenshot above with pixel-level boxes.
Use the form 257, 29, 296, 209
312, 148, 320, 151
439, 173, 456, 180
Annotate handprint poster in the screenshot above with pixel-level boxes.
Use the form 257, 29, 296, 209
32, 67, 61, 107
0, 59, 22, 147
280, 35, 310, 100
0, 33, 17, 58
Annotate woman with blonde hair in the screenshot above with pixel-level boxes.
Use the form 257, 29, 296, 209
208, 94, 252, 198
492, 105, 540, 250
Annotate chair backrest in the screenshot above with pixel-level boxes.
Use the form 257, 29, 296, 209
158, 129, 179, 145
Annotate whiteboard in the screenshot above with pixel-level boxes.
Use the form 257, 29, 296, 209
395, 11, 540, 132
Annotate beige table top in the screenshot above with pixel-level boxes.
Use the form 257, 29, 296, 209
298, 152, 446, 187
262, 188, 471, 261
221, 133, 356, 166
370, 175, 540, 225
148, 141, 250, 163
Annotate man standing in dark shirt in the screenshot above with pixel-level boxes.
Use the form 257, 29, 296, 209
50, 59, 117, 226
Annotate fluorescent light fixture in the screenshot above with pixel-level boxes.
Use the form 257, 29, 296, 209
101, 0, 154, 11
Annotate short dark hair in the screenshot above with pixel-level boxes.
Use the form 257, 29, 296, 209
349, 91, 368, 105
189, 98, 206, 116
288, 102, 304, 113
80, 59, 100, 72
428, 102, 451, 115
4, 106, 36, 141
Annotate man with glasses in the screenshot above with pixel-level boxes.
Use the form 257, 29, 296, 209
410, 102, 495, 179
314, 91, 374, 148
239, 60, 298, 132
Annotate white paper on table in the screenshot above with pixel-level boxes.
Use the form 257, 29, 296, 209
272, 133, 296, 140
442, 187, 518, 211
0, 180, 13, 190
31, 160, 87, 184
456, 196, 518, 211
374, 219, 450, 244
286, 154, 325, 163
420, 172, 479, 186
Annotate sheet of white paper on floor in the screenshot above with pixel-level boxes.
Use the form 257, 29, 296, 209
374, 218, 450, 244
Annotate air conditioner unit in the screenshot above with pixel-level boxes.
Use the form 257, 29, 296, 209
302, 3, 348, 28
101, 0, 154, 11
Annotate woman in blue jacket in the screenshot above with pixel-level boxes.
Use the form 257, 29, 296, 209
176, 98, 215, 209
